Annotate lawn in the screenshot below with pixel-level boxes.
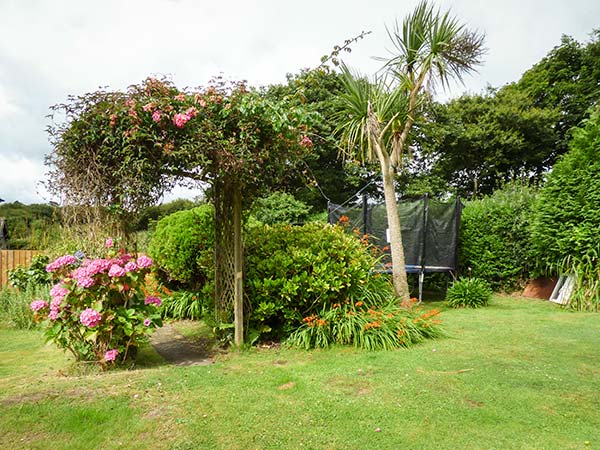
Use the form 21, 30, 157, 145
1, 296, 598, 449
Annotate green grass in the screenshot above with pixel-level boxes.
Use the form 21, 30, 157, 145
1, 296, 599, 449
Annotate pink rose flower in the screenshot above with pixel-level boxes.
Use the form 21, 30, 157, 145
152, 110, 162, 123
137, 255, 152, 268
105, 238, 114, 248
104, 349, 119, 362
30, 300, 48, 312
80, 308, 102, 328
185, 106, 198, 118
144, 296, 162, 307
173, 112, 192, 128
108, 264, 126, 277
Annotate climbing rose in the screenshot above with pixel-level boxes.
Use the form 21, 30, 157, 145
137, 255, 152, 268
152, 110, 162, 123
30, 300, 47, 312
104, 349, 119, 362
173, 112, 191, 128
105, 238, 113, 248
80, 308, 102, 327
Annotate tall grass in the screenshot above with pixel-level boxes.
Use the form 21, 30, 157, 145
0, 285, 49, 329
559, 252, 600, 312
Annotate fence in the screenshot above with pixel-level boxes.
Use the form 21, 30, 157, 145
0, 250, 41, 288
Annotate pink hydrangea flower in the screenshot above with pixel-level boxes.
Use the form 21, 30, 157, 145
105, 238, 114, 248
50, 284, 69, 302
144, 318, 151, 327
77, 277, 95, 288
137, 255, 152, 268
124, 261, 138, 272
152, 110, 162, 123
72, 267, 89, 280
108, 264, 126, 277
30, 300, 48, 312
145, 296, 162, 307
173, 113, 191, 128
46, 255, 78, 272
80, 308, 102, 328
85, 258, 112, 275
104, 349, 119, 362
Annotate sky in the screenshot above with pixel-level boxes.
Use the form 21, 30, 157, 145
0, 0, 598, 205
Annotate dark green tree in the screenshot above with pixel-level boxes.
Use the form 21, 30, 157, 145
515, 31, 600, 152
411, 87, 559, 197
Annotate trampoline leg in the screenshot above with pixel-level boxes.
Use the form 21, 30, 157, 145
418, 271, 424, 304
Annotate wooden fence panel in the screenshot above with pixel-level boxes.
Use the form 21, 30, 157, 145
0, 250, 41, 287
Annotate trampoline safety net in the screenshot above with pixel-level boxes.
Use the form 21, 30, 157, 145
328, 195, 462, 276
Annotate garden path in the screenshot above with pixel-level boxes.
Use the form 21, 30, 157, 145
150, 323, 213, 366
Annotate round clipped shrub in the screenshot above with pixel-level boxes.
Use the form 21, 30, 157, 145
148, 205, 214, 290
445, 277, 492, 308
245, 222, 379, 338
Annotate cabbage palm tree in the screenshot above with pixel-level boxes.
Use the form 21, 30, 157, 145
336, 1, 485, 300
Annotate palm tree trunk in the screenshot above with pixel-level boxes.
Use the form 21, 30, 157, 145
381, 163, 410, 301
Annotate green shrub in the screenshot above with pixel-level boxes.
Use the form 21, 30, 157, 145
0, 285, 49, 329
245, 222, 386, 339
8, 254, 51, 291
250, 191, 312, 225
148, 205, 214, 290
531, 107, 600, 273
446, 277, 493, 308
459, 180, 538, 291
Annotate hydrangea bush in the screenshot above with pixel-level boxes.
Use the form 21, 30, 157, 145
30, 239, 163, 367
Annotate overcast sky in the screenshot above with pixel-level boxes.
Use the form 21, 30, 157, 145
1, 0, 598, 204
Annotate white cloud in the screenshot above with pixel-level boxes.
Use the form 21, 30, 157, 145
0, 155, 50, 204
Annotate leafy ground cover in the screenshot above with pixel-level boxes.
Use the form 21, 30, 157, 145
1, 296, 598, 449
